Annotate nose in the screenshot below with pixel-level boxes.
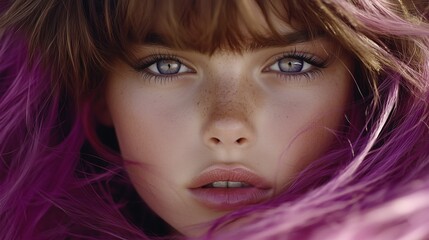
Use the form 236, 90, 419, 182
203, 118, 253, 148
201, 88, 256, 150
199, 55, 257, 151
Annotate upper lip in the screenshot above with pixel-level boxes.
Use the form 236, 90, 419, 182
189, 166, 271, 189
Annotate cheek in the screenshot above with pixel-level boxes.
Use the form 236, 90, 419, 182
263, 81, 352, 184
288, 99, 345, 166
104, 78, 187, 163
104, 81, 205, 234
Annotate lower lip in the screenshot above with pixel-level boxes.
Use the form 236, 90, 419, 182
190, 187, 272, 211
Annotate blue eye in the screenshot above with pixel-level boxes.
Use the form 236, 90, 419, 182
147, 58, 192, 75
133, 55, 195, 84
268, 57, 312, 73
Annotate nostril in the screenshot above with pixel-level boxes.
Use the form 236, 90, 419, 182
235, 137, 247, 145
209, 137, 247, 145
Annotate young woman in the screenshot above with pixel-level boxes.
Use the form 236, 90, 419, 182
1, 0, 428, 239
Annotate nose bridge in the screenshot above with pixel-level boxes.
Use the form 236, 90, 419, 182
208, 84, 252, 126
199, 72, 256, 149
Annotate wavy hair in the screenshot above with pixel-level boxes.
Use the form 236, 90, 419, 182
0, 0, 428, 239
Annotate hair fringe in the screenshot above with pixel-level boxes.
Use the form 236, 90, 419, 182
1, 0, 429, 239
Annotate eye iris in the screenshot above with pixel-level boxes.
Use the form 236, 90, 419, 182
278, 58, 303, 72
157, 59, 181, 74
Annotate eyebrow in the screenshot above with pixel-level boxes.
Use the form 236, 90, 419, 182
143, 30, 324, 51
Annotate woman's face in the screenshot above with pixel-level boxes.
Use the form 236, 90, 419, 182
103, 10, 355, 236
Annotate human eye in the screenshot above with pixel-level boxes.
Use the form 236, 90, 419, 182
265, 51, 328, 80
133, 54, 194, 84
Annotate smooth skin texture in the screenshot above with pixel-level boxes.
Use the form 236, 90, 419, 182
101, 4, 354, 235
103, 30, 355, 235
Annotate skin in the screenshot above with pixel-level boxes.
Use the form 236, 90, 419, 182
102, 12, 355, 236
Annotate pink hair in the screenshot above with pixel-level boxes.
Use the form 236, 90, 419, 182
0, 0, 428, 239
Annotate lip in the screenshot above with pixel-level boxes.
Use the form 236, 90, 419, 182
189, 167, 273, 211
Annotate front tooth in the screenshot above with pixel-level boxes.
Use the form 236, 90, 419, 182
212, 181, 228, 188
227, 181, 243, 188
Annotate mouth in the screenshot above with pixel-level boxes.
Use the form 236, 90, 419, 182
189, 168, 272, 211
202, 181, 251, 188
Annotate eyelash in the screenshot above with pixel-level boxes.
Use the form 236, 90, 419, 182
132, 51, 328, 84
133, 54, 190, 84
266, 51, 328, 82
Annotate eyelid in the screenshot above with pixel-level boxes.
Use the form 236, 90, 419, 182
265, 51, 327, 69
267, 58, 313, 73
133, 54, 195, 74
260, 50, 329, 83
131, 53, 196, 85
146, 59, 193, 75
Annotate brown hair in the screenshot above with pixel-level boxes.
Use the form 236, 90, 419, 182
1, 0, 427, 101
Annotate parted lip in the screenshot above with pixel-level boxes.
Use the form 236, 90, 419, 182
188, 166, 273, 210
188, 167, 272, 189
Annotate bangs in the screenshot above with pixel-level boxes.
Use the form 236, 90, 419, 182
114, 0, 327, 54
17, 0, 422, 99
